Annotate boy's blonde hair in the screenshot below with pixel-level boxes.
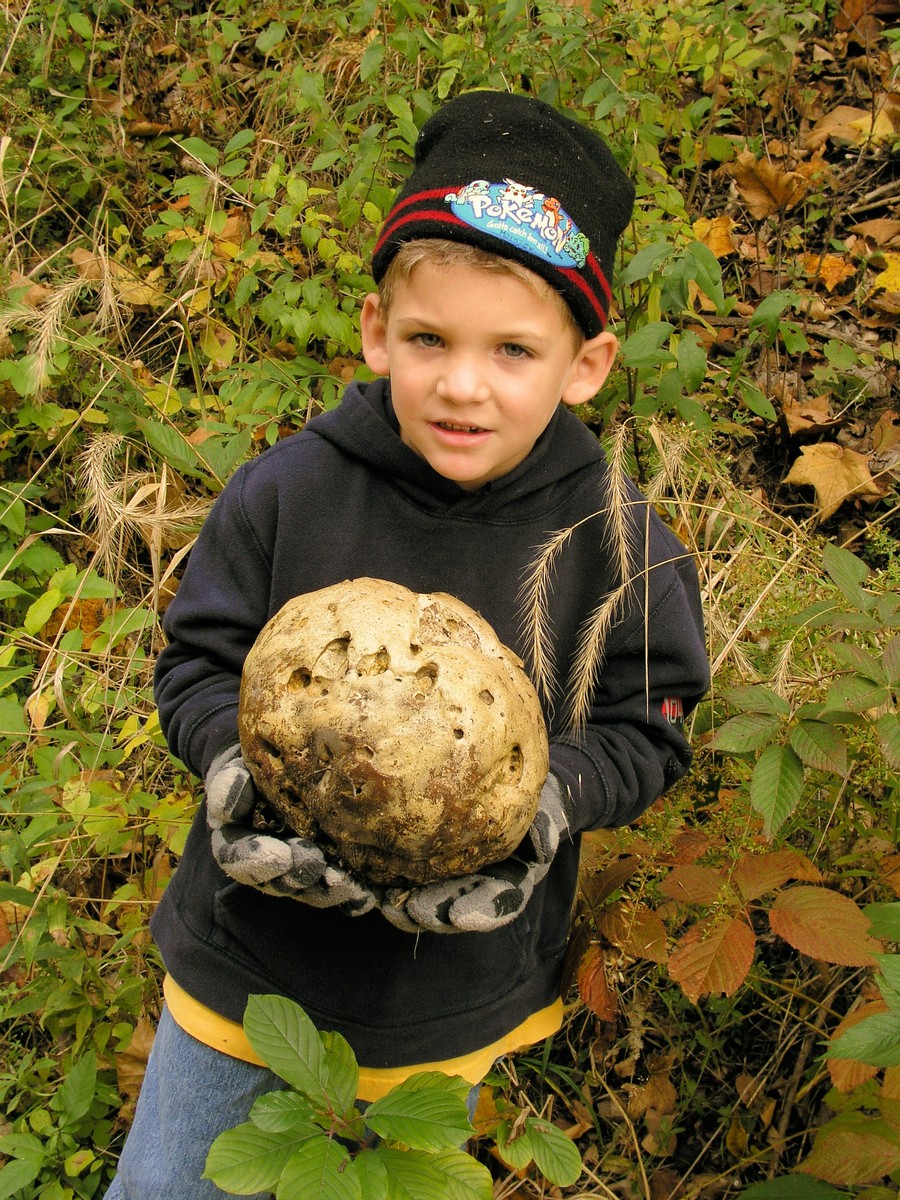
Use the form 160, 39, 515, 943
377, 239, 584, 347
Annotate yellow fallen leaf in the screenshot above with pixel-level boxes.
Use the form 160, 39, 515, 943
693, 214, 736, 258
802, 252, 856, 291
783, 443, 885, 520
807, 104, 896, 150
872, 251, 900, 294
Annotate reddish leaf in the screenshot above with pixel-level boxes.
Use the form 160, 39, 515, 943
660, 865, 726, 905
768, 886, 882, 966
580, 855, 641, 909
799, 1114, 900, 1184
599, 901, 668, 964
733, 848, 821, 902
668, 915, 756, 1004
577, 943, 616, 1023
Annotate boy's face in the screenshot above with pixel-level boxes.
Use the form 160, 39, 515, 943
361, 260, 618, 491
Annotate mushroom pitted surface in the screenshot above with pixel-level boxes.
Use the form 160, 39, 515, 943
237, 578, 549, 885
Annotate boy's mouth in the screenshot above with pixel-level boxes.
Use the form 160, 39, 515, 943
435, 420, 486, 434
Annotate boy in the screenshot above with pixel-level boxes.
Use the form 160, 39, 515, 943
105, 90, 710, 1198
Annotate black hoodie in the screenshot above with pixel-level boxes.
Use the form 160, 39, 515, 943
151, 379, 709, 1067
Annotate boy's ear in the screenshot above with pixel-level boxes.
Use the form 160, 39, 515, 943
560, 331, 618, 408
360, 293, 390, 377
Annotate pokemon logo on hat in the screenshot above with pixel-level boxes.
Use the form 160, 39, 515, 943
372, 91, 636, 336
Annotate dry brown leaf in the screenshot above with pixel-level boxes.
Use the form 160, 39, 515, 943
625, 1068, 678, 1119
693, 214, 737, 258
599, 900, 669, 964
8, 271, 53, 306
781, 394, 842, 438
70, 247, 103, 279
577, 942, 616, 1023
115, 1015, 156, 1100
728, 151, 811, 218
783, 443, 886, 519
806, 104, 896, 150
850, 218, 900, 246
871, 411, 900, 453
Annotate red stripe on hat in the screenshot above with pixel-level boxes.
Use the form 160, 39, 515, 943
557, 267, 608, 330
583, 251, 612, 307
374, 207, 469, 256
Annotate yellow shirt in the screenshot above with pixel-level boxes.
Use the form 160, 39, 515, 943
163, 974, 563, 1102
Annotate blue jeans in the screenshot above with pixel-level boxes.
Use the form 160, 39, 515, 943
104, 1007, 481, 1200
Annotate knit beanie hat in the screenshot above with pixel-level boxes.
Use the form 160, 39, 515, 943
371, 90, 636, 337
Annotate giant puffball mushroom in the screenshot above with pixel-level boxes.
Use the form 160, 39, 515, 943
237, 578, 549, 885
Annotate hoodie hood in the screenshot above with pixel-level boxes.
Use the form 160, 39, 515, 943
304, 378, 604, 517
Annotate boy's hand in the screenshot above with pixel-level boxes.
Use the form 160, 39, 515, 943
205, 743, 258, 826
204, 744, 381, 916
381, 774, 569, 934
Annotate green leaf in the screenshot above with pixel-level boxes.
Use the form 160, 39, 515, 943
204, 1123, 309, 1192
175, 137, 220, 167
874, 713, 900, 769
719, 685, 791, 715
738, 378, 777, 421
789, 720, 847, 774
243, 995, 330, 1098
0, 697, 27, 737
256, 21, 287, 53
826, 674, 891, 713
225, 132, 256, 158
864, 902, 900, 941
360, 39, 385, 81
882, 633, 900, 685
365, 1073, 473, 1152
0, 1158, 44, 1200
523, 1118, 583, 1186
350, 1152, 389, 1199
139, 419, 204, 477
321, 1030, 359, 1115
709, 711, 781, 754
749, 289, 800, 337
873, 953, 900, 1011
365, 1147, 492, 1200
55, 1050, 96, 1127
68, 11, 94, 40
740, 1179, 847, 1199
822, 543, 874, 613
23, 587, 62, 636
618, 240, 673, 286
275, 1138, 358, 1200
826, 1010, 900, 1067
0, 496, 26, 536
675, 330, 707, 391
750, 744, 804, 837
248, 1090, 318, 1134
619, 322, 676, 369
685, 241, 725, 311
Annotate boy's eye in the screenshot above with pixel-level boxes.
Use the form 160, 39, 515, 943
412, 332, 443, 348
501, 343, 532, 359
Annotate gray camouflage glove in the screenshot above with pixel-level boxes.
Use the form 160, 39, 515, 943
381, 774, 570, 934
204, 744, 381, 915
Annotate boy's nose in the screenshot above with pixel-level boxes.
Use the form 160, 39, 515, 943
436, 355, 490, 405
